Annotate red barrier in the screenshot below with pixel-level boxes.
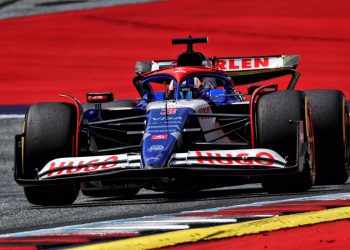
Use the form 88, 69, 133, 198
0, 0, 349, 104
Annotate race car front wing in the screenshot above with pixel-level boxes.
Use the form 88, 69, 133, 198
14, 148, 304, 187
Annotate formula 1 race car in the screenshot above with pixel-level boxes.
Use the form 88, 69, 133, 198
14, 37, 350, 206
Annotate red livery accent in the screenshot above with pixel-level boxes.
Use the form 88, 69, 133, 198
59, 94, 83, 156
242, 58, 251, 69
160, 108, 177, 115
255, 152, 275, 166
255, 57, 269, 68
151, 134, 168, 140
195, 151, 275, 166
249, 83, 278, 148
235, 153, 253, 165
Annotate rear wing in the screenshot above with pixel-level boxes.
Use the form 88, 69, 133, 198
135, 55, 299, 73
135, 55, 300, 89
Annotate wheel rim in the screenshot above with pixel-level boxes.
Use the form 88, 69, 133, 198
305, 97, 316, 184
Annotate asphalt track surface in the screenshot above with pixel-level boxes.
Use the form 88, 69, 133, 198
1, 117, 350, 236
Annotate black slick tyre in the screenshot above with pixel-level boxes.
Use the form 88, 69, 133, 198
257, 90, 315, 193
304, 90, 349, 184
23, 102, 80, 206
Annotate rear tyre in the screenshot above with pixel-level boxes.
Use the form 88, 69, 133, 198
23, 102, 80, 206
257, 90, 315, 193
304, 90, 349, 184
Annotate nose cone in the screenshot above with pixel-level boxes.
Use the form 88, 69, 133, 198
142, 133, 179, 168
141, 107, 191, 168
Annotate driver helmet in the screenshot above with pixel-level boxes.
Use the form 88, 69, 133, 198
179, 77, 202, 99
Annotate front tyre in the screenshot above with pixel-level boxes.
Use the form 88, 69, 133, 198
23, 102, 80, 206
257, 90, 315, 193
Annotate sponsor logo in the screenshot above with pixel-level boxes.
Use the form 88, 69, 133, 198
148, 145, 165, 152
146, 129, 168, 133
173, 67, 186, 73
160, 108, 177, 115
195, 151, 275, 166
86, 93, 113, 103
257, 85, 278, 94
217, 57, 271, 71
259, 87, 276, 92
151, 134, 168, 140
47, 155, 119, 177
87, 95, 106, 101
152, 116, 182, 121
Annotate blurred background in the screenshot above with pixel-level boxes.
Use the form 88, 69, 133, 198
0, 0, 349, 104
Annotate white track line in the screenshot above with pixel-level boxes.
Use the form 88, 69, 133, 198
0, 114, 24, 119
1, 192, 349, 238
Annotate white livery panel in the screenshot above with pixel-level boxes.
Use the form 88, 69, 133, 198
39, 154, 140, 180
170, 149, 286, 168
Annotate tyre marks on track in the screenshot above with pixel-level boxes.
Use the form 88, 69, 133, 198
1, 193, 350, 249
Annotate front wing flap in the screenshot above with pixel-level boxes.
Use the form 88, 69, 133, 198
14, 149, 298, 186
